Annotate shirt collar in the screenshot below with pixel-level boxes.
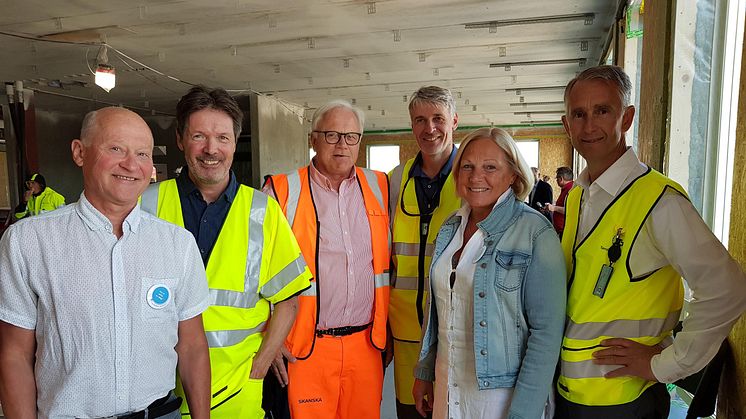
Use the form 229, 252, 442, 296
309, 158, 357, 191
176, 166, 238, 204
411, 145, 457, 180
76, 191, 141, 234
576, 147, 639, 197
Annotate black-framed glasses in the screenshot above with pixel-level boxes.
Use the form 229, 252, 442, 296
313, 130, 362, 145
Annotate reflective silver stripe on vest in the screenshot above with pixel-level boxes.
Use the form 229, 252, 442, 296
392, 275, 419, 290
205, 321, 267, 348
360, 168, 385, 211
394, 241, 434, 257
561, 358, 618, 379
262, 255, 308, 298
210, 190, 267, 309
285, 171, 302, 227
210, 288, 261, 309
141, 183, 159, 215
300, 285, 317, 297
565, 310, 681, 341
374, 272, 389, 288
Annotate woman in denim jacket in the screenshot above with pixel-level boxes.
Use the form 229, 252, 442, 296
412, 128, 566, 419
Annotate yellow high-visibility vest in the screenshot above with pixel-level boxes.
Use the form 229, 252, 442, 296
388, 158, 460, 342
14, 186, 65, 218
558, 168, 687, 406
141, 179, 312, 417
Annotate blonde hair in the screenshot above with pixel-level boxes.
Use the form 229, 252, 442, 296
453, 127, 534, 201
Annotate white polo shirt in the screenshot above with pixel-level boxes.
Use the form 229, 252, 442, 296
0, 192, 209, 418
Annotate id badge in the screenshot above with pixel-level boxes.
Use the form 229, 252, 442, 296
593, 264, 614, 298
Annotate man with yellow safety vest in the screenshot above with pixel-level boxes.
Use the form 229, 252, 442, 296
141, 86, 312, 418
14, 173, 65, 219
555, 65, 746, 418
388, 86, 461, 418
264, 100, 390, 419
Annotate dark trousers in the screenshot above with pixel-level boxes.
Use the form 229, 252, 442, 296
396, 399, 432, 419
262, 369, 291, 419
554, 383, 670, 419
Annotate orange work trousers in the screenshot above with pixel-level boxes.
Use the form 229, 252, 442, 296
288, 328, 384, 419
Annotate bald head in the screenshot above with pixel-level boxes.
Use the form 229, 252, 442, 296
80, 107, 152, 147
72, 107, 154, 218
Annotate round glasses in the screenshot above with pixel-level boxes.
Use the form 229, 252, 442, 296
313, 130, 362, 145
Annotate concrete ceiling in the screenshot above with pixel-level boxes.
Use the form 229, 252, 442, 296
0, 0, 619, 131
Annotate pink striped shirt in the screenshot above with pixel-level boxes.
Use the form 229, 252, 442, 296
264, 161, 374, 329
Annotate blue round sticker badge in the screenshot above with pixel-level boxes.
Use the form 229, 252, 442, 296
147, 284, 171, 309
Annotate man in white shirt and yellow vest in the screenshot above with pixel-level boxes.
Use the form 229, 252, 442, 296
388, 86, 461, 418
555, 65, 746, 418
264, 100, 390, 419
141, 86, 312, 418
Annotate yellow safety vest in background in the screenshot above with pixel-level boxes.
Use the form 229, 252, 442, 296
141, 179, 312, 417
558, 169, 688, 406
389, 157, 460, 341
14, 186, 65, 219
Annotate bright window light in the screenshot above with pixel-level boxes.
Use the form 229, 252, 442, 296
367, 145, 400, 173
515, 140, 539, 169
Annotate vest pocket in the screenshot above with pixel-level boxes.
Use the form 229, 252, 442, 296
494, 251, 529, 292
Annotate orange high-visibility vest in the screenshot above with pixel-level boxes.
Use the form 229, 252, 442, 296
268, 166, 391, 359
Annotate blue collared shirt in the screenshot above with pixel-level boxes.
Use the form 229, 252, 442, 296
411, 145, 457, 214
176, 168, 239, 265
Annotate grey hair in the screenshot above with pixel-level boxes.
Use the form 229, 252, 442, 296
80, 109, 102, 145
452, 127, 534, 201
556, 166, 574, 180
408, 86, 457, 118
311, 100, 365, 133
564, 65, 632, 108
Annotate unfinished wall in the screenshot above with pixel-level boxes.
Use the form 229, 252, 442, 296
250, 94, 307, 187
360, 125, 572, 197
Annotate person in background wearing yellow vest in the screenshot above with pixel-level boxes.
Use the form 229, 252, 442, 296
264, 100, 390, 419
388, 86, 461, 419
555, 65, 746, 418
0, 107, 210, 418
141, 86, 312, 418
13, 173, 65, 219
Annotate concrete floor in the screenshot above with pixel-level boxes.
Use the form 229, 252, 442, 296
381, 362, 397, 419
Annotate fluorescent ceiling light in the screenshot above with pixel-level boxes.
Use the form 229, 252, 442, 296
513, 110, 565, 115
505, 86, 565, 93
465, 13, 595, 29
510, 101, 565, 107
491, 58, 586, 70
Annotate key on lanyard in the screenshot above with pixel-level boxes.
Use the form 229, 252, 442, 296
593, 228, 624, 298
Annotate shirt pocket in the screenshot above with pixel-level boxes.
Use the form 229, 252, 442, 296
493, 251, 530, 292
140, 277, 177, 323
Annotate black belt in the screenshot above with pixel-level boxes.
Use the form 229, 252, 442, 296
316, 323, 370, 337
116, 392, 182, 419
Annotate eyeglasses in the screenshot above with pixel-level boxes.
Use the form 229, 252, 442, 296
313, 130, 362, 145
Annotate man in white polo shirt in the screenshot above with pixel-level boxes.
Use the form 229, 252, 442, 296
0, 107, 211, 418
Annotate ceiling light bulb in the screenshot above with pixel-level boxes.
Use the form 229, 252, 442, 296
95, 64, 116, 92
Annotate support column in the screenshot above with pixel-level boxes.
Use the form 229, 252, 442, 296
637, 0, 675, 170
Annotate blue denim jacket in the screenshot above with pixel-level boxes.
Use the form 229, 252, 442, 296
414, 191, 566, 419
